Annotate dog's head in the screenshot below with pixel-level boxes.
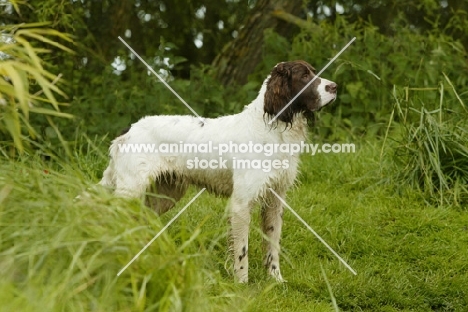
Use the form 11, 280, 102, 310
264, 60, 337, 126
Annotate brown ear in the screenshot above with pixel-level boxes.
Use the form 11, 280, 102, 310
264, 63, 295, 125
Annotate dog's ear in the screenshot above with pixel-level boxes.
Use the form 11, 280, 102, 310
264, 62, 295, 126
274, 62, 291, 76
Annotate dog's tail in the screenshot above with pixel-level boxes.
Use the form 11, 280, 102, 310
99, 135, 126, 188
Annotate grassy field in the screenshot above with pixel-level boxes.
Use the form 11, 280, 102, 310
1, 137, 467, 312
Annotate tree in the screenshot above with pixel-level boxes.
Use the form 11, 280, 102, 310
211, 0, 306, 86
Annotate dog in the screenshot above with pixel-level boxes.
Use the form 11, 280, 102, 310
100, 60, 337, 283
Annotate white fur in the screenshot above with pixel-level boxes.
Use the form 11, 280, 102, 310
317, 78, 337, 107
100, 66, 337, 283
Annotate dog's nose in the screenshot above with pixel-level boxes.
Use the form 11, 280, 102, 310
326, 83, 337, 93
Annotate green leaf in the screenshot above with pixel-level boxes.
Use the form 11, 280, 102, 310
29, 107, 74, 118
3, 110, 24, 153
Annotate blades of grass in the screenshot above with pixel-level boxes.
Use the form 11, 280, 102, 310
66, 242, 89, 283
0, 184, 14, 206
14, 62, 65, 90
1, 62, 29, 115
29, 107, 73, 118
16, 30, 74, 54
26, 71, 60, 110
7, 0, 26, 14
14, 36, 44, 72
83, 133, 111, 161
392, 85, 406, 123
3, 110, 24, 153
45, 116, 71, 157
18, 27, 74, 43
0, 82, 16, 98
407, 87, 439, 91
439, 81, 444, 124
4, 21, 51, 29
17, 111, 39, 139
320, 263, 339, 312
425, 123, 448, 189
380, 107, 395, 167
130, 274, 140, 311
137, 274, 151, 311
69, 276, 98, 297
443, 72, 467, 113
32, 73, 63, 97
178, 228, 202, 253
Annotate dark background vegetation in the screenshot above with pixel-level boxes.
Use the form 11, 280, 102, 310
2, 0, 467, 139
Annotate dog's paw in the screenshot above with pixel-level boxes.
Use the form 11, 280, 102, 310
269, 267, 286, 283
235, 272, 249, 284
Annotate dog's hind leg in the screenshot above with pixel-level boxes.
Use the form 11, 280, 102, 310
261, 189, 286, 282
99, 160, 116, 188
113, 163, 153, 200
75, 160, 114, 200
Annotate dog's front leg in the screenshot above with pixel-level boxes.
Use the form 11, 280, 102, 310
229, 196, 252, 283
261, 190, 286, 282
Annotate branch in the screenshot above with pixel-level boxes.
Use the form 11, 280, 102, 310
271, 9, 321, 32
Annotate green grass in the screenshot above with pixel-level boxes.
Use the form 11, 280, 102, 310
390, 83, 468, 207
1, 138, 468, 311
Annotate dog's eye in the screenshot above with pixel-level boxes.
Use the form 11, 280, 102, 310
302, 73, 309, 79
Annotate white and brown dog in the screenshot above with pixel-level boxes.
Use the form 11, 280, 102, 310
100, 60, 337, 283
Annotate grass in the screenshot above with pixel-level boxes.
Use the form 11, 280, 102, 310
390, 83, 468, 207
1, 136, 468, 311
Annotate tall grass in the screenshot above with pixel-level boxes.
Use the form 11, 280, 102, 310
390, 79, 468, 207
0, 152, 244, 311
